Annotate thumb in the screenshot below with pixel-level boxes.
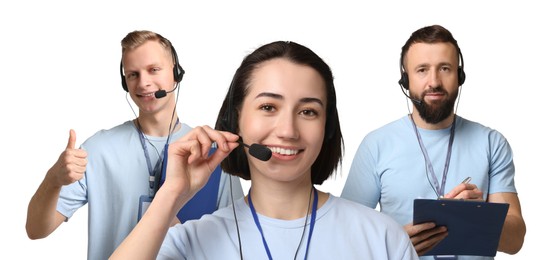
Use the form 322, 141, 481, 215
66, 129, 77, 149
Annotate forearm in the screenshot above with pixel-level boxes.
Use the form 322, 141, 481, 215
25, 173, 63, 239
489, 192, 526, 254
497, 213, 526, 254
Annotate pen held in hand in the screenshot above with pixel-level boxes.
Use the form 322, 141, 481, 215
438, 177, 472, 200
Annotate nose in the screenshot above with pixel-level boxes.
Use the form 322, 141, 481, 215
137, 72, 152, 88
274, 112, 299, 140
427, 69, 442, 88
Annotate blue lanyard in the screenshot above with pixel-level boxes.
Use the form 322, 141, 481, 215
247, 187, 318, 260
136, 118, 179, 197
410, 115, 456, 198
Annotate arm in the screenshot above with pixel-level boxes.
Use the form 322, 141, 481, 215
26, 129, 87, 239
488, 192, 526, 254
110, 126, 239, 259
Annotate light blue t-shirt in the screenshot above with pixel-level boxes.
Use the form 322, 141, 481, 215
158, 195, 419, 260
57, 120, 244, 260
341, 115, 516, 260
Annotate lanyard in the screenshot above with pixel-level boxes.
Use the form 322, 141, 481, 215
247, 187, 318, 260
136, 118, 179, 197
410, 115, 456, 198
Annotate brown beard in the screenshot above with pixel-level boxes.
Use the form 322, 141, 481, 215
412, 87, 457, 124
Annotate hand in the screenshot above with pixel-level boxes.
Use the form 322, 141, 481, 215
404, 222, 448, 256
46, 129, 88, 188
444, 181, 483, 201
159, 126, 239, 200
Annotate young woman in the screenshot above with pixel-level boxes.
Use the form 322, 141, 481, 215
111, 41, 418, 260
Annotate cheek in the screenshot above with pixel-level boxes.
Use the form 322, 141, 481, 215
306, 121, 326, 146
238, 110, 265, 137
242, 118, 267, 136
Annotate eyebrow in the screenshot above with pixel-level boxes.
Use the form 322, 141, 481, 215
255, 92, 324, 106
415, 61, 453, 70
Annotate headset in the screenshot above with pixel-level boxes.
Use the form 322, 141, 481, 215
398, 47, 466, 90
120, 43, 185, 92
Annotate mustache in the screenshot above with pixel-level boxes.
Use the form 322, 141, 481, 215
423, 86, 446, 95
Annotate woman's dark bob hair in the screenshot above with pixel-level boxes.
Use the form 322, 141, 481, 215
214, 41, 343, 185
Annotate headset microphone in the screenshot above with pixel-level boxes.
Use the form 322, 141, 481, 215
238, 140, 272, 161
154, 84, 178, 99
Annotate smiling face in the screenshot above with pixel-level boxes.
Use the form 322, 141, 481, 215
405, 42, 460, 124
122, 40, 177, 116
238, 58, 327, 184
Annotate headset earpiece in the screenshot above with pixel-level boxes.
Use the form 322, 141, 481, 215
121, 62, 128, 92
171, 46, 185, 83
399, 71, 409, 90
458, 66, 466, 86
173, 63, 184, 83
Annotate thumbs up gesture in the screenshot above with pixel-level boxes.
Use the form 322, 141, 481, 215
47, 129, 88, 187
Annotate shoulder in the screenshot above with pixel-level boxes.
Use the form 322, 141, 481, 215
355, 116, 411, 154
456, 116, 508, 142
81, 121, 135, 149
364, 116, 410, 140
330, 196, 401, 226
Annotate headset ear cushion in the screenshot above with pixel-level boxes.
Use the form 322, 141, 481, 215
173, 64, 185, 83
120, 62, 128, 92
399, 72, 409, 90
458, 66, 466, 86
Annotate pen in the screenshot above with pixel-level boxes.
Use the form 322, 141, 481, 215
438, 177, 472, 200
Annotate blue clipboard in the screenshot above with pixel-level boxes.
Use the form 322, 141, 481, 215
413, 199, 509, 256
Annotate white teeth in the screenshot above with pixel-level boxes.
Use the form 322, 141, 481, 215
141, 93, 154, 97
269, 147, 299, 155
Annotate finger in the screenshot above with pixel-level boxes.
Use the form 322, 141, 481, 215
180, 126, 212, 158
444, 183, 469, 198
66, 129, 77, 149
405, 222, 436, 237
415, 230, 448, 255
201, 125, 240, 153
459, 187, 484, 200
449, 183, 481, 199
206, 141, 239, 170
64, 146, 88, 160
188, 126, 239, 156
65, 162, 87, 176
174, 139, 203, 164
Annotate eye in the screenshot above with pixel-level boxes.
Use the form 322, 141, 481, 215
151, 67, 161, 73
299, 108, 319, 118
259, 104, 275, 112
126, 72, 138, 80
416, 67, 427, 74
440, 66, 451, 72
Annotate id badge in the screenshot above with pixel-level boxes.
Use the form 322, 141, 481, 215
138, 195, 153, 222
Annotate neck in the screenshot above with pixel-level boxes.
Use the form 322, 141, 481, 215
410, 111, 455, 130
248, 182, 321, 220
136, 112, 179, 137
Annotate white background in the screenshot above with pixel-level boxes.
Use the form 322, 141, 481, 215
1, 1, 538, 259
